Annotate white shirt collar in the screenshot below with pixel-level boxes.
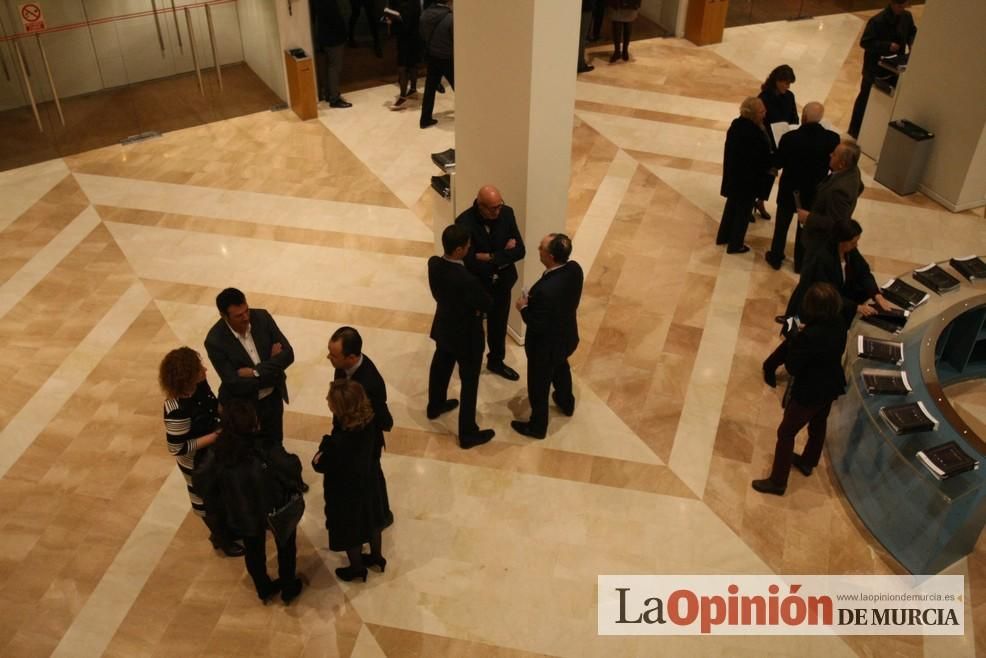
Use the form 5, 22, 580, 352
344, 354, 364, 378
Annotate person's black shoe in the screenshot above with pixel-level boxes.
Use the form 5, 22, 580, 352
281, 577, 304, 604
552, 391, 575, 416
762, 363, 777, 388
213, 539, 245, 557
609, 51, 620, 63
335, 566, 368, 582
577, 64, 595, 73
792, 453, 814, 477
486, 362, 520, 381
726, 245, 750, 254
765, 253, 783, 270
774, 315, 786, 325
257, 579, 282, 605
510, 420, 546, 440
427, 399, 458, 419
329, 99, 352, 108
361, 554, 387, 573
300, 481, 309, 493
436, 83, 446, 94
460, 429, 495, 449
420, 118, 438, 129
621, 50, 629, 61
752, 479, 786, 496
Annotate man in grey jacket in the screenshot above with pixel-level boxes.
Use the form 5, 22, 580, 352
419, 0, 454, 129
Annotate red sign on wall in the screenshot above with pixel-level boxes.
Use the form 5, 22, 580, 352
19, 3, 47, 32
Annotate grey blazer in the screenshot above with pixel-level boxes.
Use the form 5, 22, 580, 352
802, 166, 864, 255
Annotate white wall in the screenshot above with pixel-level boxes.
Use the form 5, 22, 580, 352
238, 0, 286, 101
273, 0, 313, 108
890, 0, 986, 210
0, 0, 245, 112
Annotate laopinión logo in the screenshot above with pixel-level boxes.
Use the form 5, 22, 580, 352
597, 575, 964, 636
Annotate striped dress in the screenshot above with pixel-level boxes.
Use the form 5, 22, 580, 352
163, 380, 220, 517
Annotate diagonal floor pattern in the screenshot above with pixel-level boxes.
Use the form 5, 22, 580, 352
0, 6, 983, 657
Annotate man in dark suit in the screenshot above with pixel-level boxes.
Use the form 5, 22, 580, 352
455, 185, 526, 382
427, 224, 495, 449
765, 102, 840, 272
312, 0, 352, 108
205, 288, 294, 443
796, 140, 864, 270
512, 234, 584, 440
328, 326, 394, 528
848, 0, 916, 139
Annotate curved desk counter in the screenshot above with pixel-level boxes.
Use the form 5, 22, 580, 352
828, 266, 986, 574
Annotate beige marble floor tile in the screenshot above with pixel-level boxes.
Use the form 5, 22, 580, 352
0, 159, 70, 232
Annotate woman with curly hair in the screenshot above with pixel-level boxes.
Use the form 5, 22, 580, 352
313, 379, 391, 582
158, 347, 242, 557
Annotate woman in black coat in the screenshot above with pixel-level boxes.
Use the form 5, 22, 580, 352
715, 96, 773, 254
313, 379, 390, 582
755, 65, 798, 220
390, 0, 421, 105
753, 282, 848, 496
197, 400, 306, 604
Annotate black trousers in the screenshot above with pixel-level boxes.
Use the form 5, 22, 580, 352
526, 346, 574, 435
255, 393, 285, 443
242, 530, 296, 596
848, 76, 874, 139
486, 282, 513, 366
591, 0, 606, 39
767, 202, 796, 263
715, 195, 754, 251
768, 398, 833, 487
420, 56, 454, 126
428, 335, 483, 437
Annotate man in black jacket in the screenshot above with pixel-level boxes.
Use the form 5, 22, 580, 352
312, 0, 352, 108
205, 288, 295, 443
765, 102, 840, 271
847, 0, 916, 138
427, 224, 495, 449
328, 325, 394, 527
419, 0, 453, 128
512, 234, 584, 440
455, 185, 526, 381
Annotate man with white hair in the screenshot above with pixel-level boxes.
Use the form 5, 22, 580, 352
765, 102, 840, 272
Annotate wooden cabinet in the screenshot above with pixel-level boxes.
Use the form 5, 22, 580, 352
284, 51, 317, 121
685, 0, 729, 46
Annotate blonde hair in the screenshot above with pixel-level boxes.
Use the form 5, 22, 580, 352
327, 379, 375, 430
739, 96, 763, 122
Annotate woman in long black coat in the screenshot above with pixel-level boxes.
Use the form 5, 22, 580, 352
313, 379, 390, 582
753, 282, 848, 496
716, 96, 773, 254
755, 64, 798, 220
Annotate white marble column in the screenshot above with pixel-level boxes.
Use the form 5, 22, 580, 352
453, 0, 580, 342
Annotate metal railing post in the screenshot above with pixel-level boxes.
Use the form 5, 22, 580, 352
12, 40, 42, 132
184, 7, 204, 95
205, 3, 222, 92
35, 34, 65, 126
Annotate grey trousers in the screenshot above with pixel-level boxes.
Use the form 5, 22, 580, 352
317, 44, 345, 102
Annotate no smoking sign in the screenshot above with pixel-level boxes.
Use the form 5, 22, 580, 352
19, 3, 46, 32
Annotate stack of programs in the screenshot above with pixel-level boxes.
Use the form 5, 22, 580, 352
879, 401, 938, 435
856, 335, 904, 365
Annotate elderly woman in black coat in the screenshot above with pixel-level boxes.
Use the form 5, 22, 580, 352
313, 379, 390, 582
716, 96, 773, 254
753, 282, 848, 496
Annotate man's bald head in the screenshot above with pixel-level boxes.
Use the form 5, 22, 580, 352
476, 185, 504, 219
802, 102, 824, 124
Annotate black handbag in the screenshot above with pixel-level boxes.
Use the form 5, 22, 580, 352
267, 492, 305, 547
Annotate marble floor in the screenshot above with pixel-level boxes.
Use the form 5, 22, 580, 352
1, 7, 984, 658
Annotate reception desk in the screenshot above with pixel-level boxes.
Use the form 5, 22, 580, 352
828, 265, 986, 574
